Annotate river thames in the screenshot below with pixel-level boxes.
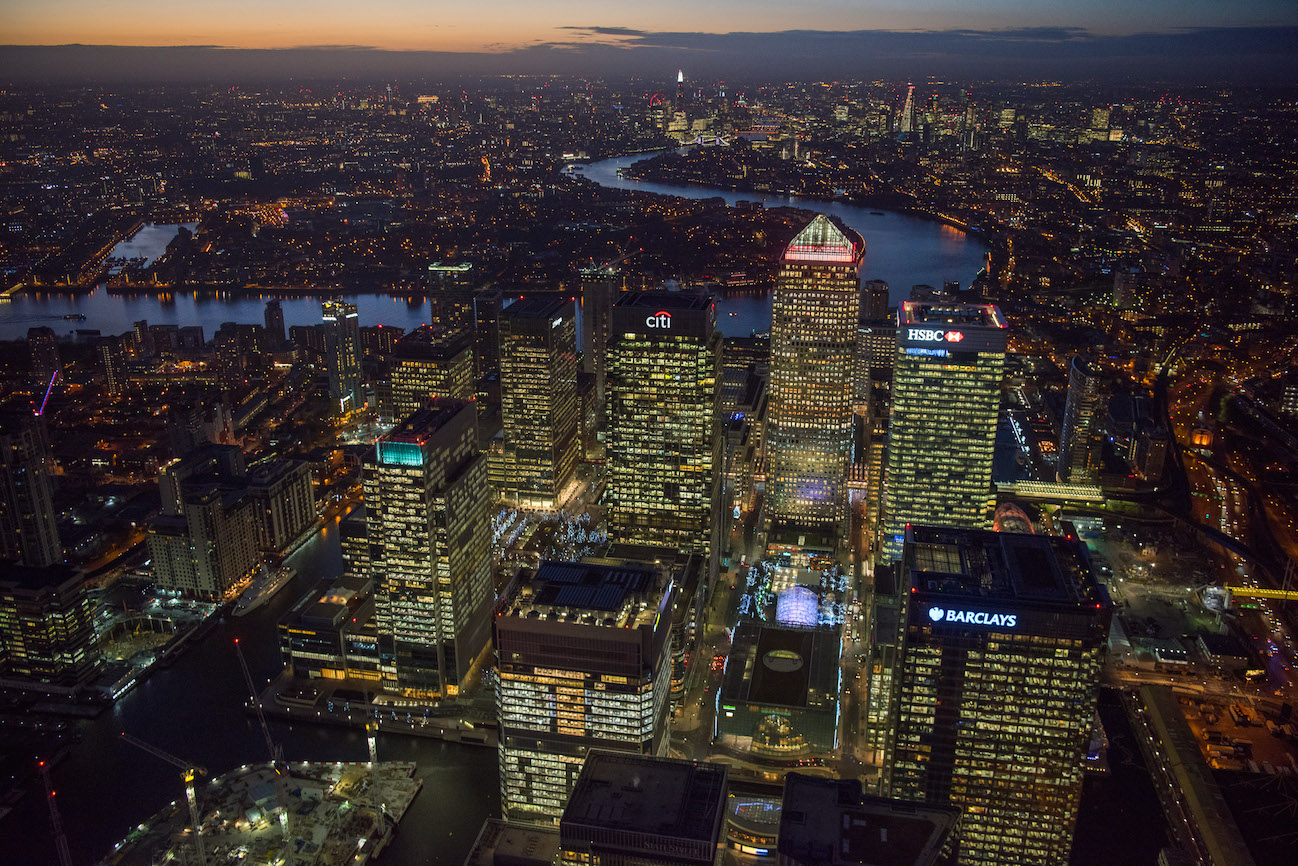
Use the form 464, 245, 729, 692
0, 152, 988, 344
3, 154, 990, 865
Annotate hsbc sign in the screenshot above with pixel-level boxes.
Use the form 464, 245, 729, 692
646, 311, 672, 329
907, 327, 965, 343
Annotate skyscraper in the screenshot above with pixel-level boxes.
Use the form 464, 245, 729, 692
1058, 357, 1104, 483
386, 325, 474, 423
862, 279, 892, 322
766, 215, 862, 536
494, 559, 674, 824
579, 264, 622, 411
132, 319, 153, 358
264, 298, 286, 350
26, 327, 59, 385
99, 336, 127, 396
606, 289, 721, 572
322, 300, 363, 417
0, 407, 60, 567
887, 525, 1110, 865
498, 295, 579, 509
0, 564, 100, 689
365, 400, 492, 699
881, 302, 1007, 561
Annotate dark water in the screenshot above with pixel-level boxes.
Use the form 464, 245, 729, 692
575, 150, 989, 316
3, 521, 499, 866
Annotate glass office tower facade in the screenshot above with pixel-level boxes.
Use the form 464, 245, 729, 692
1058, 357, 1104, 483
766, 215, 862, 532
888, 525, 1111, 865
499, 295, 579, 509
493, 560, 674, 825
881, 302, 1007, 561
0, 408, 60, 567
365, 400, 493, 699
606, 289, 721, 571
322, 300, 363, 417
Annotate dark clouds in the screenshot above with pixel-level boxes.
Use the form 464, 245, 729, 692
1, 26, 1294, 83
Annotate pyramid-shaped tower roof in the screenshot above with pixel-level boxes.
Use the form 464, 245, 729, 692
783, 214, 859, 264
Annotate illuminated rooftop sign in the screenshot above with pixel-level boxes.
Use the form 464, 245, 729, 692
646, 310, 672, 329
927, 607, 1017, 628
907, 327, 966, 343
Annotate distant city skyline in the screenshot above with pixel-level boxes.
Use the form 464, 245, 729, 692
1, 1, 1295, 82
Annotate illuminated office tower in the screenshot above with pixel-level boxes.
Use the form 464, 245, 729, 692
322, 300, 363, 417
888, 525, 1110, 865
494, 559, 674, 825
766, 215, 862, 533
0, 564, 100, 689
1058, 357, 1104, 483
387, 325, 474, 422
881, 302, 1007, 561
498, 296, 579, 509
99, 336, 127, 396
606, 289, 721, 570
365, 401, 492, 699
0, 407, 60, 567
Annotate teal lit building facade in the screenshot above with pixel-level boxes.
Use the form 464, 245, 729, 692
364, 400, 492, 699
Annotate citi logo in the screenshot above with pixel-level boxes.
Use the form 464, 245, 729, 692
646, 311, 672, 329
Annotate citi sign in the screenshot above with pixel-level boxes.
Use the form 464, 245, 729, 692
928, 607, 1017, 628
646, 310, 673, 329
907, 327, 964, 344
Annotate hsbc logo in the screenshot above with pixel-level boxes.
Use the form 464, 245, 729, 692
908, 327, 965, 343
646, 311, 672, 329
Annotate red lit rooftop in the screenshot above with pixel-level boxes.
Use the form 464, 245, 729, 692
782, 214, 862, 264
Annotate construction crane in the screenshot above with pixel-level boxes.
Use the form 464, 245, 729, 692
233, 638, 291, 839
119, 733, 207, 866
38, 759, 73, 866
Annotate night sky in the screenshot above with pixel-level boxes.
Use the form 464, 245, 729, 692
2, 1, 1295, 81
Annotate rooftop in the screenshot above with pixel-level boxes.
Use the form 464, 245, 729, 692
613, 288, 713, 312
500, 560, 664, 629
0, 562, 83, 593
381, 399, 469, 443
721, 621, 841, 710
783, 215, 861, 265
899, 301, 1007, 330
500, 294, 572, 320
903, 525, 1106, 610
778, 774, 959, 866
463, 819, 559, 866
393, 324, 472, 358
560, 752, 728, 856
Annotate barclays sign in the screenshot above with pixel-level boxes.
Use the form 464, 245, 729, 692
927, 606, 1017, 628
